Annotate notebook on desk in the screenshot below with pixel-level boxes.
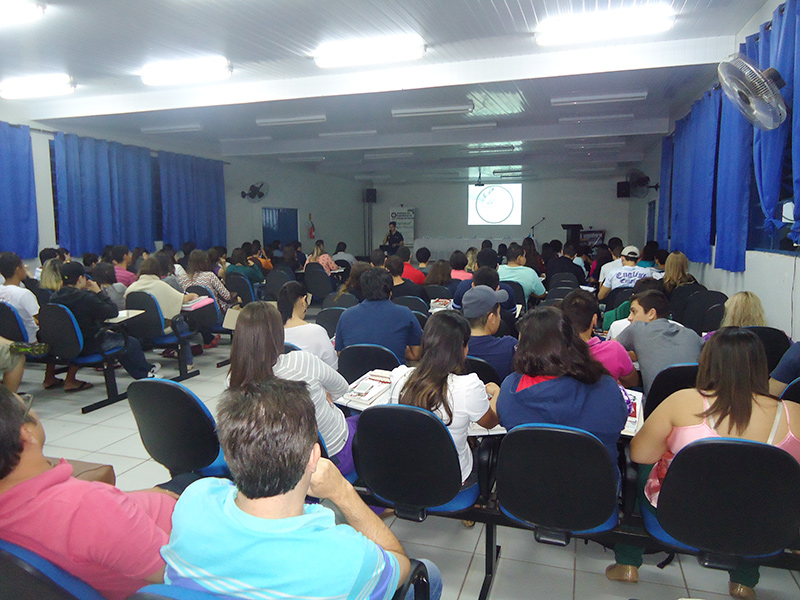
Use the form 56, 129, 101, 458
338, 370, 393, 411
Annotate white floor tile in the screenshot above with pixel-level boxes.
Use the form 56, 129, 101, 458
475, 525, 576, 570
38, 418, 93, 443
41, 444, 92, 462
390, 515, 483, 553
79, 452, 148, 476
98, 410, 140, 431
98, 433, 151, 459
460, 556, 574, 600
685, 590, 737, 600
681, 557, 800, 599
113, 460, 171, 491
575, 571, 687, 600
575, 538, 686, 587
400, 541, 474, 600
52, 426, 138, 453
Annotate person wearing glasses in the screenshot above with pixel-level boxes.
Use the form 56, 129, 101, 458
0, 386, 179, 600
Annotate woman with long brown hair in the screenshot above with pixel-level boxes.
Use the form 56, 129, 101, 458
424, 260, 459, 296
334, 261, 370, 302
389, 310, 499, 485
661, 250, 697, 295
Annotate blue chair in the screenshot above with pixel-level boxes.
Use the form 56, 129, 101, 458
314, 307, 345, 338
337, 344, 401, 383
644, 363, 699, 418
0, 300, 28, 342
495, 425, 619, 545
0, 538, 106, 600
127, 379, 230, 479
391, 295, 428, 314
465, 356, 501, 385
323, 291, 358, 308
225, 272, 256, 305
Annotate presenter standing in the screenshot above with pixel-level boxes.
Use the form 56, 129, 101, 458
382, 221, 404, 255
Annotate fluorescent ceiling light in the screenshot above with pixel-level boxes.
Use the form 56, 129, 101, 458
564, 141, 626, 150
354, 174, 391, 181
0, 1, 44, 28
314, 33, 426, 69
493, 169, 523, 175
140, 55, 231, 87
536, 4, 675, 46
559, 114, 634, 124
141, 124, 203, 134
0, 73, 74, 99
219, 135, 273, 143
278, 156, 326, 163
392, 102, 474, 118
364, 151, 414, 160
318, 130, 377, 138
431, 122, 497, 132
571, 167, 617, 174
551, 92, 647, 106
467, 145, 516, 155
256, 115, 326, 126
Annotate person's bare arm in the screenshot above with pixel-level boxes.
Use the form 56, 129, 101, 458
769, 377, 788, 397
630, 393, 680, 464
310, 458, 411, 588
619, 368, 640, 389
597, 284, 611, 300
405, 345, 421, 361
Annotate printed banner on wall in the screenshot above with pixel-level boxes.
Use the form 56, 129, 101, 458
390, 207, 415, 249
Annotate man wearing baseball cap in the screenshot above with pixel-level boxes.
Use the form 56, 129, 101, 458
462, 285, 517, 380
597, 246, 651, 300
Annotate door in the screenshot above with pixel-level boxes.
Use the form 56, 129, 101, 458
262, 208, 299, 247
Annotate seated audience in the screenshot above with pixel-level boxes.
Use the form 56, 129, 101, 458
652, 249, 669, 278
389, 311, 499, 484
334, 261, 370, 303
521, 238, 544, 275
497, 243, 508, 265
177, 241, 196, 270
451, 250, 513, 312
180, 249, 236, 348
207, 246, 226, 280
465, 247, 478, 273
331, 241, 357, 266
0, 386, 177, 599
769, 342, 800, 397
562, 289, 638, 387
606, 328, 800, 600
481, 239, 493, 250
496, 307, 628, 465
588, 245, 612, 284
606, 277, 666, 340
386, 255, 429, 304
111, 245, 137, 287
397, 246, 425, 284
545, 241, 586, 287
637, 241, 658, 268
574, 245, 591, 277
598, 238, 624, 286
449, 250, 472, 281
0, 337, 25, 392
161, 379, 442, 599
598, 246, 650, 300
52, 262, 160, 385
228, 302, 354, 475
416, 246, 431, 274
369, 248, 386, 268
462, 286, 517, 380
424, 259, 460, 297
662, 251, 697, 297
335, 268, 422, 364
34, 247, 58, 281
292, 241, 307, 266
82, 252, 99, 273
92, 262, 127, 310
704, 291, 767, 340
58, 247, 71, 262
283, 243, 301, 271
304, 240, 337, 275
129, 247, 149, 275
36, 258, 63, 306
279, 281, 338, 369
154, 251, 184, 293
248, 240, 273, 273
616, 290, 703, 396
497, 242, 546, 302
225, 247, 265, 284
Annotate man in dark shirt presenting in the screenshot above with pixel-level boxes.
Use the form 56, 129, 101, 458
51, 262, 159, 384
382, 221, 404, 255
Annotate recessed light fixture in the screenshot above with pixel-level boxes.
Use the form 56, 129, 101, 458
536, 4, 675, 46
571, 166, 617, 174
431, 122, 497, 132
559, 114, 634, 124
256, 115, 327, 127
354, 174, 391, 181
314, 33, 426, 69
140, 55, 231, 87
493, 169, 523, 176
318, 130, 377, 138
219, 135, 273, 143
0, 73, 74, 99
278, 156, 326, 163
564, 141, 626, 150
364, 151, 414, 160
392, 102, 474, 118
551, 92, 648, 106
141, 124, 203, 134
0, 0, 45, 28
467, 145, 516, 155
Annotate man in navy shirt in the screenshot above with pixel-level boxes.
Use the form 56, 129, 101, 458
462, 286, 517, 381
335, 268, 422, 363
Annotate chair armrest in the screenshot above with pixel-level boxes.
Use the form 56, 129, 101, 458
621, 444, 639, 523
391, 559, 429, 600
171, 314, 195, 340
96, 325, 129, 358
476, 435, 502, 504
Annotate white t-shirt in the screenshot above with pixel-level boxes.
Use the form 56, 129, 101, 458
599, 258, 622, 285
284, 323, 338, 369
607, 317, 684, 340
388, 365, 490, 482
0, 284, 40, 342
605, 265, 652, 291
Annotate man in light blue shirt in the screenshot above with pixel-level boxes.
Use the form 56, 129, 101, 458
497, 242, 546, 302
161, 379, 441, 600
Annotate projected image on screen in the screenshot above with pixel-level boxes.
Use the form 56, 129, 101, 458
468, 183, 522, 225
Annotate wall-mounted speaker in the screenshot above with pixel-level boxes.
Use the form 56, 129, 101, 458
616, 182, 631, 198
364, 188, 377, 203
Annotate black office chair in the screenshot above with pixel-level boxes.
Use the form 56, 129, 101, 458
747, 326, 792, 372
225, 272, 256, 305
127, 379, 229, 479
603, 286, 634, 311
185, 285, 231, 333
314, 307, 346, 338
323, 291, 358, 308
338, 344, 401, 383
683, 291, 728, 335
496, 425, 619, 545
781, 377, 800, 404
0, 539, 106, 600
392, 295, 428, 314
260, 269, 290, 301
424, 285, 452, 300
334, 259, 351, 281
465, 356, 501, 385
701, 303, 725, 335
412, 311, 428, 330
274, 263, 296, 280
304, 269, 334, 302
547, 272, 579, 290
504, 280, 526, 311
541, 287, 572, 306
644, 439, 800, 572
668, 282, 707, 324
644, 363, 699, 418
37, 304, 128, 414
0, 301, 30, 342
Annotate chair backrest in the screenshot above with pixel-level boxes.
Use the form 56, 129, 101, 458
603, 286, 634, 311
683, 290, 728, 335
338, 344, 401, 383
496, 425, 618, 533
391, 295, 428, 314
314, 307, 345, 338
548, 272, 579, 290
603, 300, 630, 331
424, 285, 452, 300
644, 363, 699, 418
304, 269, 334, 301
668, 281, 707, 324
412, 311, 428, 330
747, 326, 792, 372
323, 291, 358, 308
541, 287, 571, 306
700, 303, 724, 335
304, 262, 326, 273
0, 539, 106, 600
465, 356, 501, 385
334, 260, 351, 280
354, 404, 463, 512
0, 301, 28, 342
504, 280, 526, 309
226, 273, 255, 305
275, 263, 296, 280
780, 376, 800, 404
127, 379, 222, 477
261, 269, 290, 301
284, 342, 302, 353
125, 291, 169, 339
37, 304, 84, 359
658, 438, 800, 556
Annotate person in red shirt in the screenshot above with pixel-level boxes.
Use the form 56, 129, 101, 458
397, 246, 425, 285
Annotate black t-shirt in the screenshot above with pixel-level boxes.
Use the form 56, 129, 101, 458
392, 279, 429, 303
386, 231, 404, 248
50, 286, 119, 354
545, 255, 586, 288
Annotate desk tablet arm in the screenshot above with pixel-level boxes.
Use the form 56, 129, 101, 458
171, 314, 195, 340
96, 325, 129, 358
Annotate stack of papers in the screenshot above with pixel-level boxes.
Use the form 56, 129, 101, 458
338, 370, 394, 410
621, 388, 644, 437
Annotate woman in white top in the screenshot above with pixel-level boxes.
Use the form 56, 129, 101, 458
278, 281, 338, 369
228, 302, 354, 475
389, 310, 500, 484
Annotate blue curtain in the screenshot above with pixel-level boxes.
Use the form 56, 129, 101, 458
657, 135, 673, 249
753, 0, 795, 235
0, 122, 38, 258
53, 133, 154, 255
670, 113, 693, 254
159, 152, 226, 249
793, 0, 800, 241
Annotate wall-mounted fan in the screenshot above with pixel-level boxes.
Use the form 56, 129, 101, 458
241, 182, 268, 202
718, 53, 787, 131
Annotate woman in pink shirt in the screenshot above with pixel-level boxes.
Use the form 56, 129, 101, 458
448, 250, 473, 281
303, 240, 338, 276
606, 327, 800, 600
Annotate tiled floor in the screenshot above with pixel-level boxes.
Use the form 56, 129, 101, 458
20, 339, 800, 600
